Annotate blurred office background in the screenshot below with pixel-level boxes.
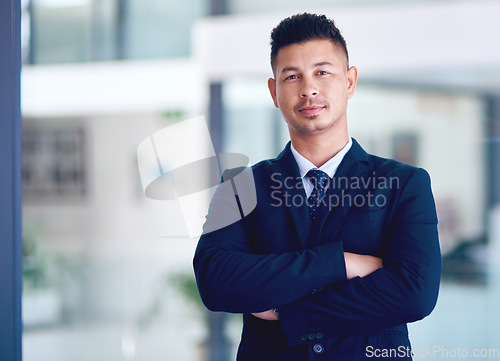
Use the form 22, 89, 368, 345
20, 0, 500, 360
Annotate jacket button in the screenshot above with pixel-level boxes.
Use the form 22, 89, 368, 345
313, 343, 324, 354
308, 333, 316, 340
316, 332, 324, 339
301, 334, 308, 342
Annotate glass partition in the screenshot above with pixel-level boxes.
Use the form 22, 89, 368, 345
21, 1, 500, 360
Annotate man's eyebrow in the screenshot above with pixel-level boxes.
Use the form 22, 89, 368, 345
280, 62, 335, 74
280, 67, 298, 74
313, 61, 334, 67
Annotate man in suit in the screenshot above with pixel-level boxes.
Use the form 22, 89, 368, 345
194, 13, 441, 360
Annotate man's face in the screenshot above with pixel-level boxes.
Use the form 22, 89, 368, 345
268, 39, 357, 139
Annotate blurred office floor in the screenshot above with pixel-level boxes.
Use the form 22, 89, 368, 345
23, 280, 500, 361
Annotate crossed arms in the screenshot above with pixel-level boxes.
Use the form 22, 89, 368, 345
251, 252, 383, 321
193, 167, 441, 342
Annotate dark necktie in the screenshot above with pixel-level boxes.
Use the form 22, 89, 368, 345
306, 169, 329, 221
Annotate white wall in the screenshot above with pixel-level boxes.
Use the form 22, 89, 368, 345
194, 0, 500, 93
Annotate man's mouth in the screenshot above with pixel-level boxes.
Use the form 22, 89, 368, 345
298, 106, 325, 117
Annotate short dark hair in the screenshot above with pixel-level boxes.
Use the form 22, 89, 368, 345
270, 13, 349, 72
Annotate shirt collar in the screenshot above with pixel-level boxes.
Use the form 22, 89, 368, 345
290, 137, 353, 179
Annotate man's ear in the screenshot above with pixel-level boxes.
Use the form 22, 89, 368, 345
268, 78, 279, 108
346, 66, 358, 99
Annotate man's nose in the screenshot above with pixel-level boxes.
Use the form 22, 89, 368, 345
300, 77, 318, 98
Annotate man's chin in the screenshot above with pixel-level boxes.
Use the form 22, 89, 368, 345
295, 125, 333, 136
287, 117, 337, 135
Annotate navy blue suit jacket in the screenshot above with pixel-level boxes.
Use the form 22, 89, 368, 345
194, 139, 441, 360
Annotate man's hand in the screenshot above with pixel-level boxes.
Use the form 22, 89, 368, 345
344, 252, 382, 279
251, 309, 278, 321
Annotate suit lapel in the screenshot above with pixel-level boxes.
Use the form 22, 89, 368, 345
308, 139, 371, 247
269, 139, 372, 249
269, 143, 311, 249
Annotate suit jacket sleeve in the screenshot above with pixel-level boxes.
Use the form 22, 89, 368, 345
193, 168, 347, 314
276, 167, 441, 345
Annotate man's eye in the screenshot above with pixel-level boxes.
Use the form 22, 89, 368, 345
285, 74, 298, 80
317, 71, 328, 76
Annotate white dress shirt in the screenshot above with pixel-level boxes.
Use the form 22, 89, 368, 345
290, 138, 353, 197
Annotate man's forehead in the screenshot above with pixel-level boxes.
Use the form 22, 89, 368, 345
275, 40, 347, 71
